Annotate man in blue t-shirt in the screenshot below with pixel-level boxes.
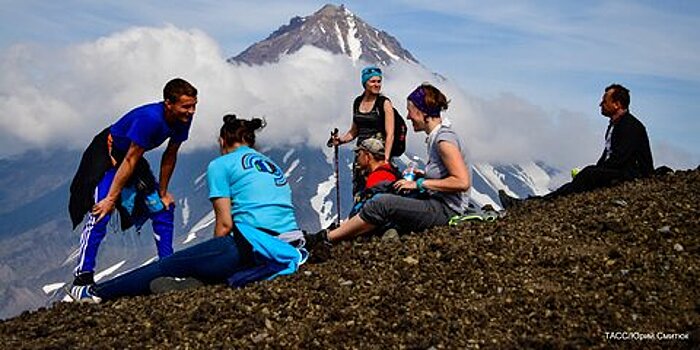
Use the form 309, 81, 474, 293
68, 78, 197, 288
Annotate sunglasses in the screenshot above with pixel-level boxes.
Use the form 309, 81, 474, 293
364, 67, 382, 75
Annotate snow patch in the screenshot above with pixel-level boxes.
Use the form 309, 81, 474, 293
95, 260, 126, 282
139, 256, 158, 267
283, 149, 295, 163
334, 23, 345, 55
514, 162, 551, 196
194, 171, 207, 190
377, 41, 400, 61
474, 163, 515, 196
470, 187, 501, 211
310, 174, 337, 229
42, 282, 65, 294
183, 210, 216, 244
474, 161, 552, 198
346, 15, 362, 62
181, 197, 190, 227
284, 159, 300, 179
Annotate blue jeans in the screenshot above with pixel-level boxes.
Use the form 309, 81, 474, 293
75, 168, 175, 276
92, 235, 252, 301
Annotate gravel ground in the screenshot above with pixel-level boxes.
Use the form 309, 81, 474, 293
1, 169, 699, 349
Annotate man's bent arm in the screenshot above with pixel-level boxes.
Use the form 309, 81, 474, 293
92, 142, 145, 221
159, 140, 181, 196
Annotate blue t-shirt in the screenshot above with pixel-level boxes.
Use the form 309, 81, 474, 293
110, 102, 191, 152
207, 146, 298, 234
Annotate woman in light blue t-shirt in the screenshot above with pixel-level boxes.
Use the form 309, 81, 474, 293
67, 115, 305, 303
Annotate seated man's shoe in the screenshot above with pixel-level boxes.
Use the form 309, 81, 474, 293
498, 190, 524, 210
64, 285, 102, 304
150, 277, 204, 294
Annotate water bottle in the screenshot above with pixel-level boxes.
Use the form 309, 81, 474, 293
403, 162, 416, 181
571, 167, 581, 179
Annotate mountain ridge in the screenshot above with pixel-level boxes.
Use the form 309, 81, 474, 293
229, 4, 418, 66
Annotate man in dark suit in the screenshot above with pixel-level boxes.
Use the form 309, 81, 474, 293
500, 84, 653, 208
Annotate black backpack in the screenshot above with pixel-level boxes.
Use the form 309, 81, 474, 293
353, 95, 407, 157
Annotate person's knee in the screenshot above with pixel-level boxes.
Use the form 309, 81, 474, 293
359, 195, 394, 226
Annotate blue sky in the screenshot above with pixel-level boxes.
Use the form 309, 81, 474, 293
1, 0, 698, 167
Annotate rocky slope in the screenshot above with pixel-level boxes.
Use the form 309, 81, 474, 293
1, 169, 698, 349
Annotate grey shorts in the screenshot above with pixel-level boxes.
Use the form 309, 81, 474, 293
358, 194, 456, 233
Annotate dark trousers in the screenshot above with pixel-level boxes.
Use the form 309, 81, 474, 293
545, 165, 625, 199
92, 235, 253, 301
359, 194, 455, 233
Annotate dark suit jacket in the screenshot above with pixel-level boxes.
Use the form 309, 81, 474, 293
596, 112, 654, 179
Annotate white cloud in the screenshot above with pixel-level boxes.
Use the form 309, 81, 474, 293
0, 24, 696, 171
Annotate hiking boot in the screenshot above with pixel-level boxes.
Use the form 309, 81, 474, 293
481, 204, 496, 212
498, 190, 524, 210
64, 285, 102, 304
304, 229, 333, 263
149, 277, 204, 294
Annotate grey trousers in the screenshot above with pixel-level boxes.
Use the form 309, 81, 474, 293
358, 194, 456, 233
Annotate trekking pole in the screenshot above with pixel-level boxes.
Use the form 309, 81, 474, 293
332, 128, 340, 226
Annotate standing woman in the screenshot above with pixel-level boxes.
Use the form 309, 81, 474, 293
333, 66, 395, 203
309, 83, 471, 244
67, 115, 306, 303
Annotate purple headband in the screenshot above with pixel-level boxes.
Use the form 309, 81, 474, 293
407, 86, 442, 117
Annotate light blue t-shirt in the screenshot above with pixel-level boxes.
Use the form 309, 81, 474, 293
207, 146, 298, 234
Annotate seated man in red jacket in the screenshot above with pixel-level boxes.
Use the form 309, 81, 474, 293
355, 138, 398, 191
342, 137, 400, 228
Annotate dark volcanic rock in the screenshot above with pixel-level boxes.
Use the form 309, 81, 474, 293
1, 170, 699, 349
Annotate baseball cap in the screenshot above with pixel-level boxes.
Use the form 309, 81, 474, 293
354, 138, 385, 157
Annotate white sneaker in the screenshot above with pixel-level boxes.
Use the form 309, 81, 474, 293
64, 285, 102, 304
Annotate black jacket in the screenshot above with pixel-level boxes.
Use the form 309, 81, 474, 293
69, 128, 156, 230
596, 112, 654, 179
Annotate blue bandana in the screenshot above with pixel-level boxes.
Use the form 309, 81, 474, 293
361, 66, 382, 87
407, 85, 442, 117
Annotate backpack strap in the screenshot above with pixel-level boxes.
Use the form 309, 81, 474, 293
375, 95, 388, 119
354, 94, 388, 116
352, 95, 363, 114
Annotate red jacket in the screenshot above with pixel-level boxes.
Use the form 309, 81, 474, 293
365, 163, 398, 189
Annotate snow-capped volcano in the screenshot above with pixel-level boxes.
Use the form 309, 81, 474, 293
229, 4, 418, 66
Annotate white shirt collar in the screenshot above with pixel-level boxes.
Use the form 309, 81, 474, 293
426, 123, 443, 146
